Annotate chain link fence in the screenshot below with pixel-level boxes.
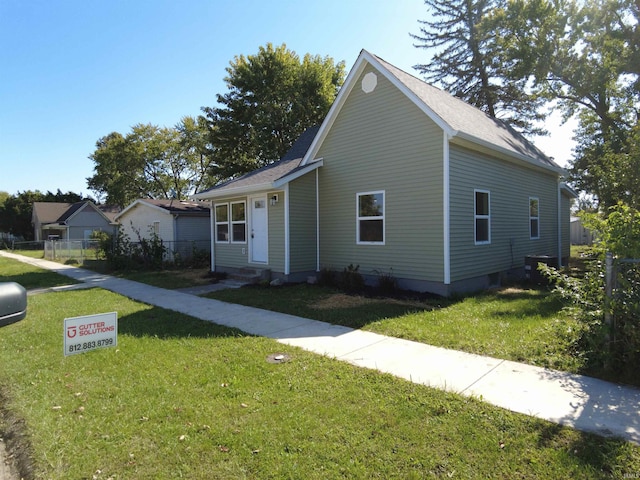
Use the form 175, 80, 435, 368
605, 253, 640, 368
44, 240, 101, 262
41, 239, 211, 265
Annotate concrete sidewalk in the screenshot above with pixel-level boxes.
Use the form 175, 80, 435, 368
2, 250, 639, 444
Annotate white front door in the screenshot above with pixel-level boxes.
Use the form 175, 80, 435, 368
250, 196, 268, 263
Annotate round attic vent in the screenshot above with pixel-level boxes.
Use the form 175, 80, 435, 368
361, 72, 377, 93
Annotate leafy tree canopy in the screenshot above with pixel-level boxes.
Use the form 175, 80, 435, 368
412, 0, 547, 136
87, 116, 213, 208
201, 43, 346, 180
487, 0, 639, 209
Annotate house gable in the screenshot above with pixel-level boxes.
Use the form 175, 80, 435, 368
32, 201, 116, 240
303, 50, 563, 176
117, 201, 174, 243
313, 62, 446, 286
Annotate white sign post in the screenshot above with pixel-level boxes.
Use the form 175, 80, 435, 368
64, 312, 118, 356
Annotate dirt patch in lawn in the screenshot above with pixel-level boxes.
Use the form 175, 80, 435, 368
310, 293, 430, 311
172, 268, 214, 286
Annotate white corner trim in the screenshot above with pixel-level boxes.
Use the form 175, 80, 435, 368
284, 183, 290, 275
557, 179, 563, 267
316, 168, 320, 272
443, 132, 451, 285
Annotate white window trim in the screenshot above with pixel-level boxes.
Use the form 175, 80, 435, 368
214, 203, 230, 243
230, 201, 247, 244
474, 189, 491, 245
356, 190, 385, 245
529, 197, 540, 240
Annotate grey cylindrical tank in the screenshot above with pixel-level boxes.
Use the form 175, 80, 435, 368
0, 282, 27, 327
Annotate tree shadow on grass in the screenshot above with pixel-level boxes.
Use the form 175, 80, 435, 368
482, 287, 565, 319
0, 270, 77, 290
535, 422, 637, 476
117, 306, 255, 340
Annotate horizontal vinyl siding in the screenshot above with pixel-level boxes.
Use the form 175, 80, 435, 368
213, 196, 249, 269
449, 144, 559, 281
561, 193, 572, 261
213, 193, 286, 274
317, 66, 444, 282
289, 174, 317, 273
267, 190, 285, 273
68, 210, 113, 239
118, 206, 174, 243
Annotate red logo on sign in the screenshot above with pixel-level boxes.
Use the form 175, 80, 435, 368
67, 326, 77, 338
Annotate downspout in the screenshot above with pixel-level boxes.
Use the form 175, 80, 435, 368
316, 168, 320, 272
284, 184, 290, 276
208, 201, 215, 271
443, 132, 451, 286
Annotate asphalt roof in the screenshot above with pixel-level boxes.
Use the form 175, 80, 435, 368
196, 126, 319, 196
370, 52, 560, 169
136, 199, 210, 214
33, 201, 120, 225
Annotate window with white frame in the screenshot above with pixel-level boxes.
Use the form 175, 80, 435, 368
357, 191, 385, 244
152, 221, 160, 236
214, 203, 229, 242
231, 201, 246, 243
474, 190, 491, 244
529, 197, 540, 239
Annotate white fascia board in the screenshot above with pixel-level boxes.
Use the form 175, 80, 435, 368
301, 50, 455, 167
273, 159, 323, 188
301, 54, 367, 166
560, 182, 579, 198
191, 182, 273, 201
363, 51, 455, 136
67, 201, 113, 225
451, 132, 567, 176
115, 200, 167, 221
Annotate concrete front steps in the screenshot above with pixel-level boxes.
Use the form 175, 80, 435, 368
227, 267, 271, 285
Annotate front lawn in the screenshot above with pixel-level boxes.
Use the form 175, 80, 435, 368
207, 284, 586, 375
0, 288, 638, 479
0, 256, 78, 290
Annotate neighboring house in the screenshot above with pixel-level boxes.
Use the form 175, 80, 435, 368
570, 216, 595, 245
32, 201, 119, 241
115, 199, 211, 258
194, 50, 576, 296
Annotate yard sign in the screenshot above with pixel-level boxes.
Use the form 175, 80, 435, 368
64, 312, 117, 356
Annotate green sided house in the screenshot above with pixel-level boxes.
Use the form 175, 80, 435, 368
194, 50, 575, 296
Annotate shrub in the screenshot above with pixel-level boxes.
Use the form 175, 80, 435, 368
542, 203, 640, 381
374, 268, 397, 295
317, 267, 337, 287
338, 264, 365, 293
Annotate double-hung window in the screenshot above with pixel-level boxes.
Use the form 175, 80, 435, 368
529, 197, 540, 239
474, 190, 491, 245
231, 201, 246, 243
215, 203, 229, 242
357, 191, 385, 244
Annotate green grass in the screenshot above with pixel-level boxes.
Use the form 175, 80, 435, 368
0, 256, 78, 289
10, 249, 45, 259
0, 288, 638, 479
207, 284, 585, 374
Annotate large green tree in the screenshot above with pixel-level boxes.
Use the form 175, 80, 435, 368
87, 117, 213, 207
412, 0, 546, 135
488, 0, 639, 208
201, 43, 346, 179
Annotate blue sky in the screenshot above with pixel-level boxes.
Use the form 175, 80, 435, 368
0, 0, 575, 198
